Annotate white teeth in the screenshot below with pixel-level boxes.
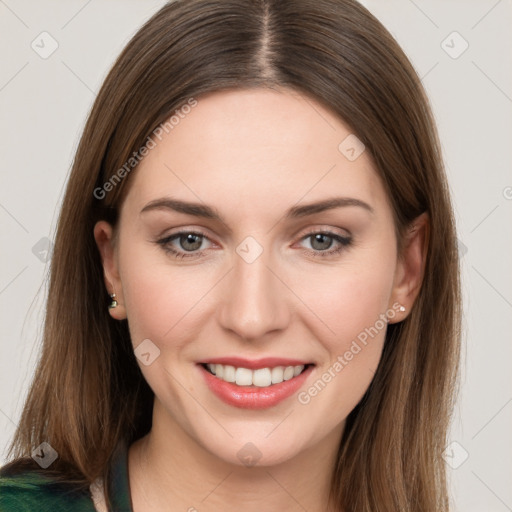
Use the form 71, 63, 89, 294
205, 363, 306, 387
223, 365, 236, 383
271, 366, 284, 384
235, 367, 253, 386
253, 368, 272, 387
283, 366, 294, 381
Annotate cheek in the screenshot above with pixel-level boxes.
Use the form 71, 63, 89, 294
119, 257, 216, 408
121, 260, 212, 348
291, 247, 396, 405
293, 282, 393, 427
117, 237, 177, 342
297, 253, 396, 345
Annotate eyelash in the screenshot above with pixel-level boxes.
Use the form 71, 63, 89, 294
156, 229, 352, 260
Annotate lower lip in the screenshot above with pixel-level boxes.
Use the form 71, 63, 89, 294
198, 364, 314, 410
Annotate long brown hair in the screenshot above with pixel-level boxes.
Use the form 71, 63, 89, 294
3, 1, 461, 510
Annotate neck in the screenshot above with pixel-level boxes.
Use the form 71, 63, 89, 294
128, 398, 343, 512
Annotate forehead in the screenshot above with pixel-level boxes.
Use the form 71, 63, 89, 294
123, 88, 388, 221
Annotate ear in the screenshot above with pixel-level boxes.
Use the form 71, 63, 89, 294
93, 220, 127, 320
388, 212, 429, 323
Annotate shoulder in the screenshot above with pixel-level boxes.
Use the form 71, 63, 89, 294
0, 471, 96, 512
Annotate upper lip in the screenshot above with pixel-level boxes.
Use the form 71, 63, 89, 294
199, 357, 313, 370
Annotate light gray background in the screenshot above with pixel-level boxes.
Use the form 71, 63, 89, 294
0, 1, 511, 510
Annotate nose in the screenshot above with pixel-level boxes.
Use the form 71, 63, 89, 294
217, 246, 291, 341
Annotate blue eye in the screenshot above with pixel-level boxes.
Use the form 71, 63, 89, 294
156, 230, 352, 260
156, 230, 211, 259
298, 231, 352, 257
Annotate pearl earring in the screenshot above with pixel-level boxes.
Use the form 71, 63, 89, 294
108, 281, 118, 309
109, 293, 118, 309
399, 305, 406, 312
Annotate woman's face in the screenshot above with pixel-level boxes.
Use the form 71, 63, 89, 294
96, 88, 414, 467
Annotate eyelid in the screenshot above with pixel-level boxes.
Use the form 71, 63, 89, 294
158, 225, 219, 245
294, 225, 351, 239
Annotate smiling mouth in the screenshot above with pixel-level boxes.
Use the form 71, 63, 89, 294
201, 362, 313, 388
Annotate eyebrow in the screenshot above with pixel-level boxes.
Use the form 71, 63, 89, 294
140, 196, 374, 221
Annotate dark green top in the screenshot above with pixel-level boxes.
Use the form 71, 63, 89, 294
0, 442, 133, 511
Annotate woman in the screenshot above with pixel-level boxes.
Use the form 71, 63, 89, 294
0, 0, 461, 510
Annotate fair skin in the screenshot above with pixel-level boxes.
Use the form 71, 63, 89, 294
94, 88, 427, 512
